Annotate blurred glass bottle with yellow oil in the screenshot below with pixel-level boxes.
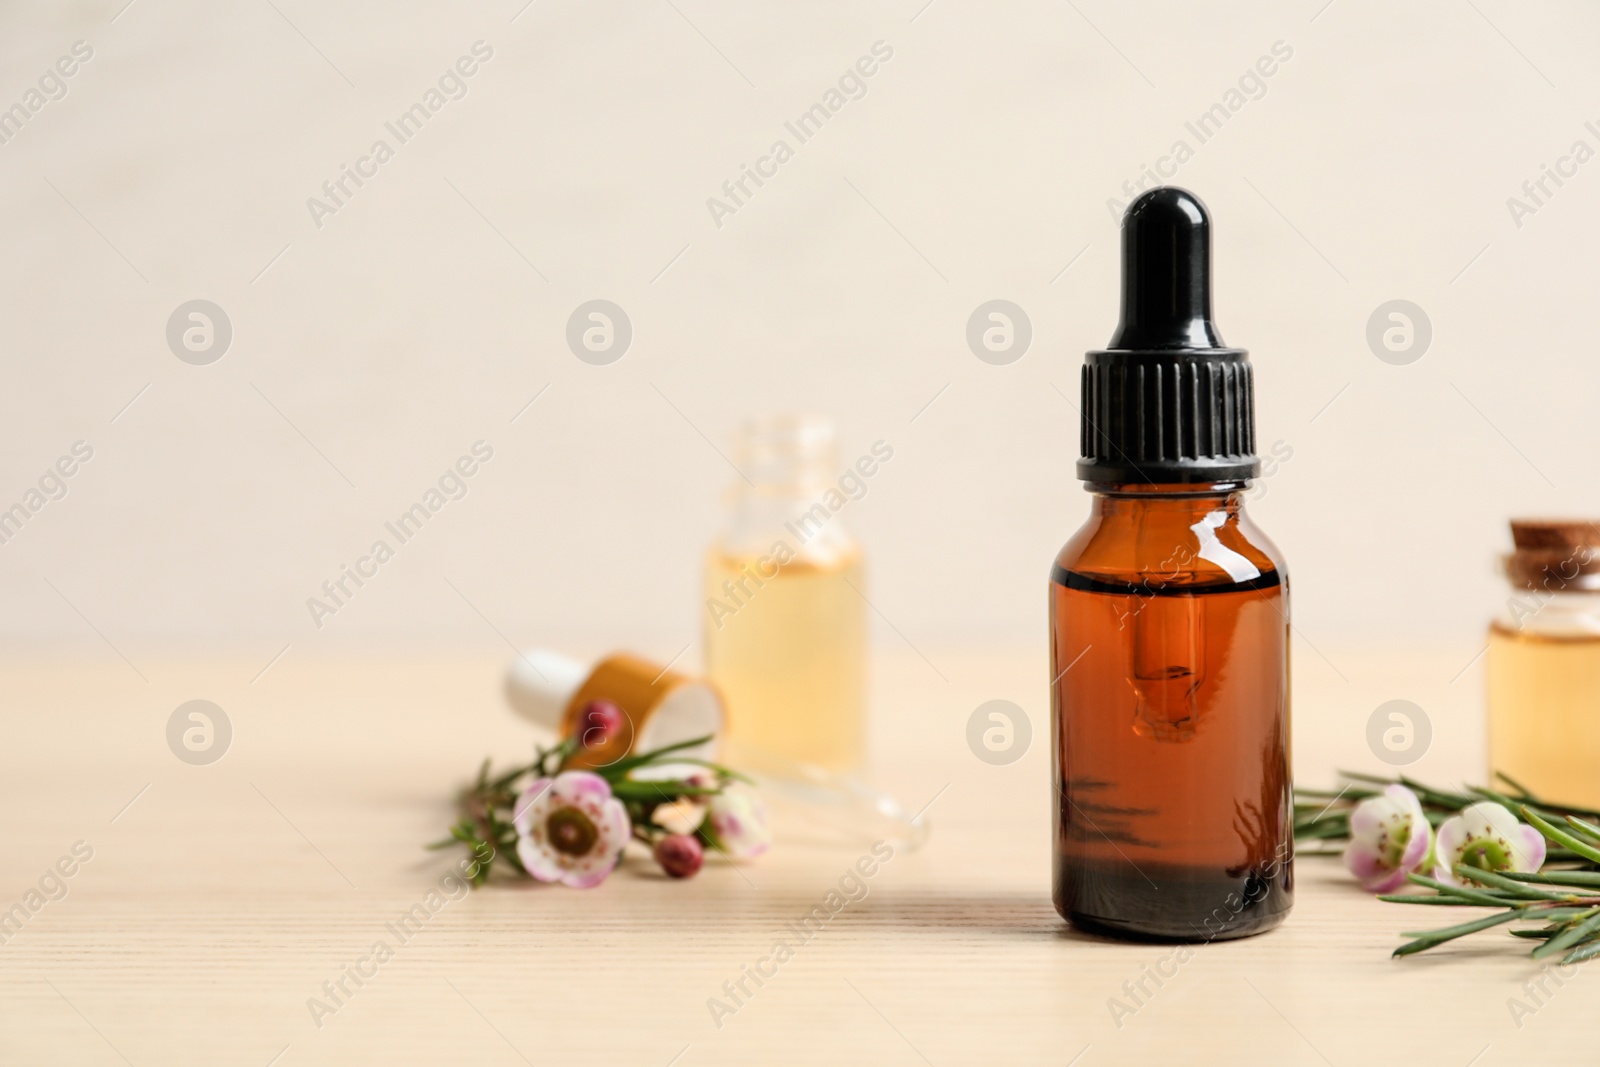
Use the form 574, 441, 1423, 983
703, 416, 867, 772
1488, 520, 1600, 808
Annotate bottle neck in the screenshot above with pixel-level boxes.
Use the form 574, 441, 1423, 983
1085, 481, 1249, 512
1498, 588, 1600, 636
718, 416, 856, 561
721, 482, 858, 562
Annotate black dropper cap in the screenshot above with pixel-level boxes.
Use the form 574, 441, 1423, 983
1077, 187, 1258, 485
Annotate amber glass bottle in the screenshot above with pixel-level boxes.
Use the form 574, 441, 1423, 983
1051, 188, 1293, 941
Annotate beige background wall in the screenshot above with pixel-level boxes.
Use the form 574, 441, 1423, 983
0, 0, 1594, 675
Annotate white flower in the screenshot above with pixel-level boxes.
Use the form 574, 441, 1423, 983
1433, 801, 1546, 887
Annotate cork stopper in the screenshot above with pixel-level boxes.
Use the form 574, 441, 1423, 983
1505, 519, 1600, 592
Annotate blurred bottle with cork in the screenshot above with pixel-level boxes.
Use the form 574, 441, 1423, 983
1488, 519, 1600, 807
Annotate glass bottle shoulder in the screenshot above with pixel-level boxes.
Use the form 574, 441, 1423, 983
1052, 489, 1287, 593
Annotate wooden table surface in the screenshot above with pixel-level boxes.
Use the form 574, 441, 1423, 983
0, 645, 1593, 1065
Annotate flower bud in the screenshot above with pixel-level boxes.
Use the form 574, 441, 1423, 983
575, 700, 625, 751
654, 833, 704, 879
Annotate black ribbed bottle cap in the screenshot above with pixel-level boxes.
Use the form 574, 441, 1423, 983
1077, 187, 1258, 485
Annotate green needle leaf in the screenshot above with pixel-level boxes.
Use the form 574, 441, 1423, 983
1561, 937, 1600, 965
1524, 807, 1600, 864
641, 755, 756, 783
1565, 815, 1600, 843
1394, 910, 1523, 957
1398, 775, 1478, 808
1337, 770, 1396, 785
1501, 869, 1600, 888
1525, 907, 1600, 922
601, 735, 716, 777
1293, 824, 1351, 841
1532, 908, 1600, 960
1378, 894, 1494, 906
1468, 785, 1530, 810
1451, 865, 1574, 901
607, 781, 720, 801
1405, 873, 1515, 907
1494, 770, 1537, 799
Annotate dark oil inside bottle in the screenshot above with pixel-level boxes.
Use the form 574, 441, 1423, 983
1051, 559, 1292, 941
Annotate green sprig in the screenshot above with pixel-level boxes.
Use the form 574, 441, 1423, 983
1296, 772, 1600, 962
430, 733, 741, 886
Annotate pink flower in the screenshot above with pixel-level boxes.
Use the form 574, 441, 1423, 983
706, 789, 771, 861
1434, 801, 1546, 887
512, 771, 630, 888
1343, 784, 1433, 893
